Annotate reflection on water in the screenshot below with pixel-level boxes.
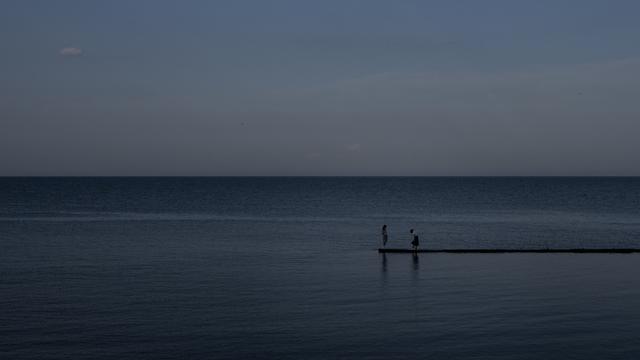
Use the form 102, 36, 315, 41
379, 252, 420, 280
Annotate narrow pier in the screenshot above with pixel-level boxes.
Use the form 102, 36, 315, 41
379, 248, 640, 254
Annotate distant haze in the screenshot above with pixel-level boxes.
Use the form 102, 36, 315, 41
2, 0, 640, 176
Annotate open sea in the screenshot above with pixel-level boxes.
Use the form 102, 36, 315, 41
1, 177, 640, 359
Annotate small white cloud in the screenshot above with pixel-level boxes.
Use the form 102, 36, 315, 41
59, 47, 83, 57
346, 143, 361, 152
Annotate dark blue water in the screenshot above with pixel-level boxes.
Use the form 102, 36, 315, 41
2, 177, 640, 359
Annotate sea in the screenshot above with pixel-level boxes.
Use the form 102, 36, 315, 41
1, 177, 640, 359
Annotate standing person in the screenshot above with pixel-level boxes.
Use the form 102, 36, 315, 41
410, 229, 420, 251
381, 225, 388, 247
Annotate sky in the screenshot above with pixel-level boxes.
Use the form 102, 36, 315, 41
2, 0, 640, 176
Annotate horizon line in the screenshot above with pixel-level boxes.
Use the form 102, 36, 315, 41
2, 175, 640, 178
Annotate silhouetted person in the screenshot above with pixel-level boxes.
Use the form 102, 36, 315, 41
381, 224, 388, 247
410, 229, 419, 251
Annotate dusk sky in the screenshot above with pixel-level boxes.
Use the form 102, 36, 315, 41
2, 0, 640, 176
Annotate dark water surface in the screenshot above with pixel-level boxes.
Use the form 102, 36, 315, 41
1, 177, 640, 359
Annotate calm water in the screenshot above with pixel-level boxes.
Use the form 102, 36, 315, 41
1, 177, 640, 359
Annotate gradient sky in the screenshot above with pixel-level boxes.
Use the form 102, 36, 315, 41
2, 0, 640, 175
